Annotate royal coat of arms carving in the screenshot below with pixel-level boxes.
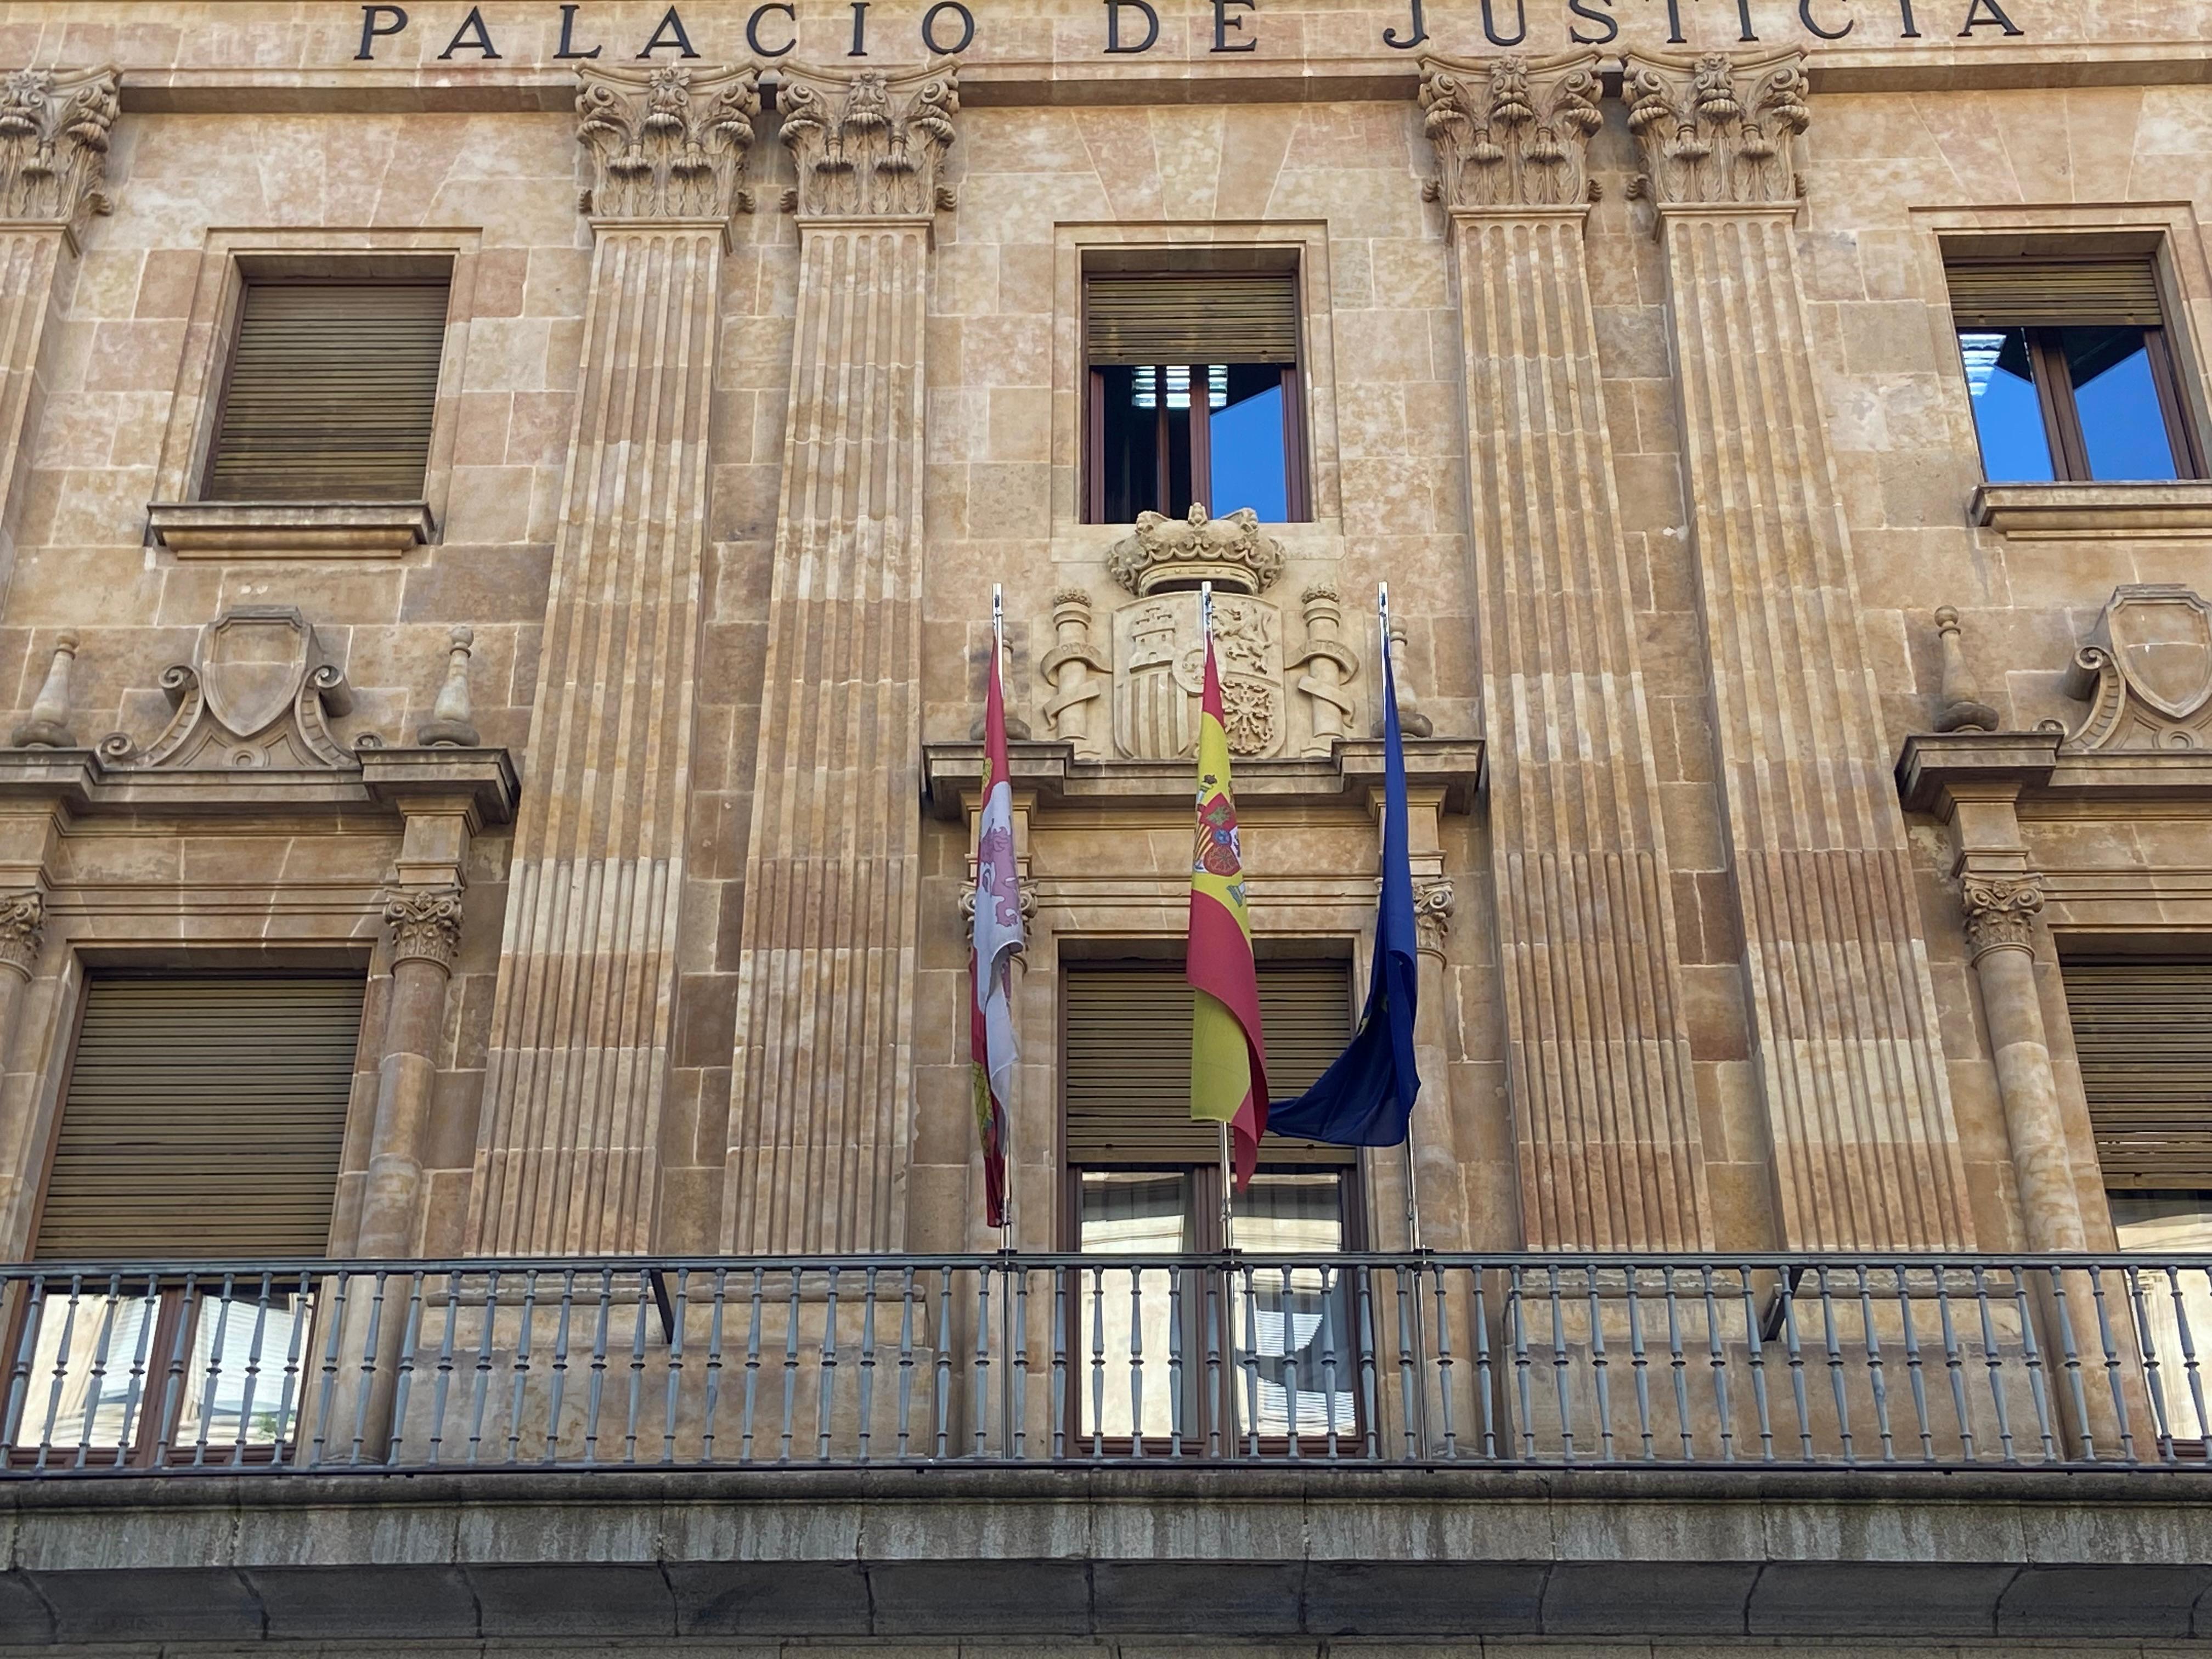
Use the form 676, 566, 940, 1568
2055, 584, 2212, 751
1112, 591, 1284, 760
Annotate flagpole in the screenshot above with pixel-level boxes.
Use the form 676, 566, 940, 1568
1200, 579, 1237, 1255
1380, 582, 1424, 1256
992, 583, 1014, 1258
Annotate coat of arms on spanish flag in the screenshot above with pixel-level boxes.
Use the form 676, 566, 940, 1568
1188, 622, 1268, 1191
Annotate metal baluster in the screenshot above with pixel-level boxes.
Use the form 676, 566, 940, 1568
1857, 1266, 1893, 1464
781, 1269, 803, 1466
1049, 1266, 1068, 1463
1167, 1264, 1184, 1460
1545, 1265, 1572, 1463
1320, 1265, 1341, 1462
1740, 1267, 1775, 1464
504, 1273, 538, 1467
1357, 1265, 1380, 1463
740, 1267, 765, 1466
1585, 1263, 1612, 1463
703, 1269, 729, 1465
1282, 1265, 1301, 1462
856, 1267, 878, 1466
665, 1267, 690, 1468
1776, 1272, 1810, 1463
1088, 1263, 1106, 1459
1626, 1269, 1653, 1463
1934, 1266, 1974, 1462
33, 1278, 79, 1470
622, 1268, 650, 1466
583, 1268, 613, 1467
387, 1272, 429, 1468
1816, 1268, 1853, 1466
426, 1269, 460, 1467
970, 1265, 990, 1460
1010, 1263, 1029, 1462
1127, 1265, 1144, 1459
933, 1267, 954, 1462
1470, 1267, 1494, 1463
2046, 1263, 2094, 1464
2089, 1263, 2136, 1465
2008, 1265, 2054, 1464
1666, 1273, 1692, 1461
276, 1272, 311, 1464
1398, 1263, 1422, 1461
347, 1270, 387, 1468
2129, 1265, 2175, 1462
191, 1273, 237, 1468
824, 1265, 846, 1465
1510, 1266, 1535, 1462
1697, 1265, 1733, 1463
3, 1277, 47, 1454
1430, 1263, 1457, 1462
466, 1268, 500, 1466
896, 1266, 918, 1463
544, 1269, 577, 1465
229, 1276, 271, 1470
115, 1274, 156, 1464
2164, 1263, 2209, 1452
1894, 1263, 1933, 1463
1204, 1265, 1224, 1460
1239, 1260, 1261, 1458
75, 1278, 122, 1471
1971, 1265, 2016, 1464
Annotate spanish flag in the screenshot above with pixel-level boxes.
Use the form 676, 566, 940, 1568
1188, 627, 1268, 1190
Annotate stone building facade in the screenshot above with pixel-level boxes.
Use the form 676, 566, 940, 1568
0, 0, 2202, 1651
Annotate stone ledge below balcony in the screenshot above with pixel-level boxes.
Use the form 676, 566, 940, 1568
1971, 480, 2212, 539
147, 500, 437, 559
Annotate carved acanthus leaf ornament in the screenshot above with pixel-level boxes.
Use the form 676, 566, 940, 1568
0, 890, 43, 976
385, 887, 464, 973
1621, 50, 1809, 208
778, 64, 960, 219
1419, 53, 1604, 210
1961, 876, 2042, 961
0, 66, 117, 232
576, 63, 761, 221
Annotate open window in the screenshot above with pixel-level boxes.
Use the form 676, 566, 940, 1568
1949, 256, 2204, 483
1084, 268, 1309, 524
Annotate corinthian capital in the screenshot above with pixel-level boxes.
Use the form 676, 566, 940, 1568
1961, 876, 2043, 961
385, 887, 464, 973
778, 63, 960, 220
0, 890, 42, 977
1419, 53, 1604, 211
575, 63, 762, 222
1621, 49, 1809, 208
0, 66, 119, 235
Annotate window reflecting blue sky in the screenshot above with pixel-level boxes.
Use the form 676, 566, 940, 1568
1208, 381, 1286, 521
1961, 328, 2053, 482
2064, 327, 2180, 480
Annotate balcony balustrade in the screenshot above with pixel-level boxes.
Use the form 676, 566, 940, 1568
1, 1253, 2207, 1476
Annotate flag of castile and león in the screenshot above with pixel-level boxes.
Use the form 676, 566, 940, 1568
968, 625, 1024, 1230
1188, 627, 1268, 1190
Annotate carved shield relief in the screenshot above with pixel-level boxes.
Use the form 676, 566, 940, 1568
2104, 588, 2212, 720
200, 607, 313, 738
1110, 592, 1284, 760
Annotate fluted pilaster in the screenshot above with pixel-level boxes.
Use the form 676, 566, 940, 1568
1626, 50, 1973, 1250
721, 64, 957, 1252
1423, 54, 1709, 1250
467, 64, 759, 1256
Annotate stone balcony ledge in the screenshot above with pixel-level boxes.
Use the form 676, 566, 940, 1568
0, 744, 516, 823
1898, 729, 2212, 810
0, 1465, 2208, 1644
1970, 480, 2212, 539
146, 500, 437, 559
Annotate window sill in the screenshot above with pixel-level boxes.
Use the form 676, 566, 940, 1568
146, 501, 437, 560
1970, 481, 2212, 539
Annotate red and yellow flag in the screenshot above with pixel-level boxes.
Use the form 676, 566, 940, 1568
1188, 631, 1268, 1190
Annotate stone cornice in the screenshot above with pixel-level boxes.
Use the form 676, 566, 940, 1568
1897, 729, 2212, 812
0, 745, 518, 825
1621, 48, 1809, 208
1418, 52, 1603, 211
0, 66, 119, 239
575, 62, 761, 223
777, 61, 960, 220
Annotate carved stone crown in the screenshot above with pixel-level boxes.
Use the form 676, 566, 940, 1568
778, 64, 960, 219
1621, 49, 1809, 208
0, 66, 118, 233
575, 63, 761, 222
1107, 504, 1285, 598
1419, 53, 1605, 210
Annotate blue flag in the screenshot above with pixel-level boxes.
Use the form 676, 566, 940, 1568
1266, 630, 1419, 1147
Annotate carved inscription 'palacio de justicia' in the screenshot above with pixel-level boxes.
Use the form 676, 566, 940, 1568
0, 0, 2203, 1647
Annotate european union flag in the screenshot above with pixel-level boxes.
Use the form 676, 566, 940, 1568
1265, 614, 1419, 1147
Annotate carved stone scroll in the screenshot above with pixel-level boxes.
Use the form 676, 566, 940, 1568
384, 888, 464, 974
102, 606, 354, 770
2053, 584, 2212, 751
0, 891, 42, 978
0, 67, 118, 233
778, 64, 958, 220
1423, 52, 1709, 1250
1627, 50, 1974, 1251
1293, 586, 1359, 757
576, 63, 761, 222
1041, 590, 1108, 759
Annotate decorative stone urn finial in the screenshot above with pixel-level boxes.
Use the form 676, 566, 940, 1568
1933, 606, 2000, 733
9, 631, 78, 748
416, 626, 481, 748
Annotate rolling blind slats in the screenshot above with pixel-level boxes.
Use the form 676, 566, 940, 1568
206, 283, 448, 503
2063, 961, 2212, 1191
1066, 961, 1354, 1165
1948, 259, 2165, 328
1085, 273, 1300, 366
35, 978, 366, 1260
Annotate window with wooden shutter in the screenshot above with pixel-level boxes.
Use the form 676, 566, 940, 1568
1064, 958, 1355, 1166
1945, 253, 2201, 484
2063, 960, 2212, 1192
203, 281, 449, 503
35, 975, 366, 1260
1084, 267, 1309, 524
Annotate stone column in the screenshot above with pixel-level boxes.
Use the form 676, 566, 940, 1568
359, 889, 462, 1259
721, 64, 960, 1253
467, 64, 761, 1256
1961, 875, 2080, 1250
0, 68, 116, 599
1622, 50, 1974, 1250
1419, 54, 1709, 1250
